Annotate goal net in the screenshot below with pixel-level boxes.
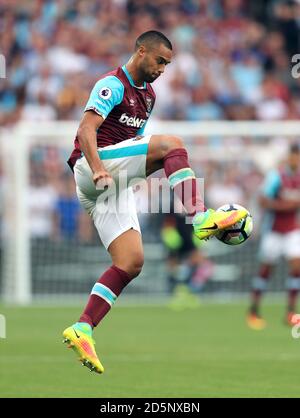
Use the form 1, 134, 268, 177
1, 120, 299, 304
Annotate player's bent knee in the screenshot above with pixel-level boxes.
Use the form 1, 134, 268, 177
148, 135, 185, 163
170, 136, 184, 148
114, 254, 144, 280
152, 135, 183, 154
161, 135, 184, 153
127, 257, 144, 279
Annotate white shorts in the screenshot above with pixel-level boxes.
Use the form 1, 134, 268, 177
259, 230, 300, 263
74, 135, 151, 249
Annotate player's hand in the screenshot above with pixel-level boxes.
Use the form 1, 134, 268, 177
93, 170, 113, 190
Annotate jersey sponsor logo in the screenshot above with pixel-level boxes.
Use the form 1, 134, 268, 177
119, 113, 146, 128
99, 87, 112, 100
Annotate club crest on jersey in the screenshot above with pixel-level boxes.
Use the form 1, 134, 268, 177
146, 96, 152, 113
99, 87, 112, 100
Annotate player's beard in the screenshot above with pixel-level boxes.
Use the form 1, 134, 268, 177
144, 72, 160, 83
140, 62, 159, 83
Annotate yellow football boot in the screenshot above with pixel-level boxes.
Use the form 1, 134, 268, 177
63, 322, 104, 374
193, 208, 248, 240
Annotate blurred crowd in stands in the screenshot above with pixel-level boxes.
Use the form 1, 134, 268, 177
0, 0, 299, 243
1, 0, 300, 125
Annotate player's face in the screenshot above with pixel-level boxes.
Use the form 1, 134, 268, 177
139, 43, 172, 83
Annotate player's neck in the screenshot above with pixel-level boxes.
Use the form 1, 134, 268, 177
125, 60, 144, 87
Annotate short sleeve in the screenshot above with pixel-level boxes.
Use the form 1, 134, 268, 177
261, 170, 281, 198
84, 76, 124, 119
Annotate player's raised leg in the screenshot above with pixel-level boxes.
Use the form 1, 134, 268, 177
146, 134, 248, 239
63, 229, 144, 373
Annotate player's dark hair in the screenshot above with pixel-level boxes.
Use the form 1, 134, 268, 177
135, 31, 172, 51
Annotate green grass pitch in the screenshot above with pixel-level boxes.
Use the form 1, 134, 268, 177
0, 302, 299, 398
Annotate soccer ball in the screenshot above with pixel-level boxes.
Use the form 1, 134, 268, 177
215, 203, 253, 245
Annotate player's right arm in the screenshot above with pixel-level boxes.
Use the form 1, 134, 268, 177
77, 111, 112, 187
77, 76, 124, 188
259, 169, 300, 211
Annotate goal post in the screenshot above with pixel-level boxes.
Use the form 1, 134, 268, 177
2, 127, 31, 304
0, 120, 299, 305
0, 122, 77, 305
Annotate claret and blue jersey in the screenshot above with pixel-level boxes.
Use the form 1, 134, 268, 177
68, 65, 156, 170
261, 166, 300, 233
